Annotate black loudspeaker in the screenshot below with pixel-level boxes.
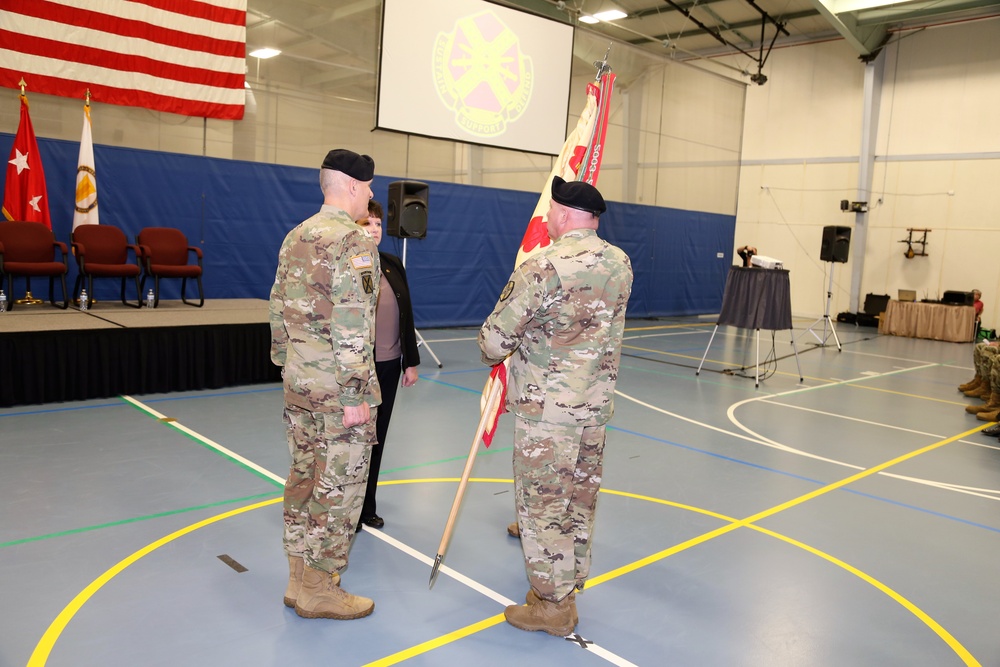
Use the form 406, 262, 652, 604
820, 225, 852, 263
387, 180, 429, 239
942, 290, 974, 306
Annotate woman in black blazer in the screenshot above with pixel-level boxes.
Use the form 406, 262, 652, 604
355, 200, 420, 529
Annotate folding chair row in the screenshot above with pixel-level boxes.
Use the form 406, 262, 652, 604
0, 222, 203, 310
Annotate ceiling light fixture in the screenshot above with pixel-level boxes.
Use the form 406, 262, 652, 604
579, 0, 628, 23
249, 47, 281, 59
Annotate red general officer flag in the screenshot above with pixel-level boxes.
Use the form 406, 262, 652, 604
2, 92, 51, 227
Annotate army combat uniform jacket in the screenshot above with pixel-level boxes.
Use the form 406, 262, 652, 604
269, 204, 382, 412
479, 228, 633, 426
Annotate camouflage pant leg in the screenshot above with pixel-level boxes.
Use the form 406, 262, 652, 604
979, 345, 1000, 378
972, 343, 983, 373
990, 353, 1000, 393
282, 404, 376, 574
569, 424, 605, 591
512, 417, 605, 603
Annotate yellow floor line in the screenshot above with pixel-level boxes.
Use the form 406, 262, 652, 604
27, 498, 282, 667
848, 382, 980, 406
30, 426, 985, 667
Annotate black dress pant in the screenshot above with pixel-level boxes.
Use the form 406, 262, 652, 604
362, 357, 401, 520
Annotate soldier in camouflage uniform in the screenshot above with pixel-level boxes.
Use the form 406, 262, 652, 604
269, 148, 381, 620
478, 176, 633, 637
961, 340, 1000, 420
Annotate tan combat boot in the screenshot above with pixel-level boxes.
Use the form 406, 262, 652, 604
977, 394, 1000, 421
507, 522, 520, 538
958, 374, 981, 392
284, 555, 304, 608
962, 377, 993, 398
505, 591, 576, 636
294, 564, 374, 620
526, 588, 578, 625
965, 377, 992, 411
977, 407, 1000, 422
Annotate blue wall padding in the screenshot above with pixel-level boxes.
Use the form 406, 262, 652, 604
1, 133, 735, 327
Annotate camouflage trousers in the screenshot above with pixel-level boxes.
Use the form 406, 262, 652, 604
974, 343, 1000, 385
512, 417, 606, 603
282, 404, 376, 574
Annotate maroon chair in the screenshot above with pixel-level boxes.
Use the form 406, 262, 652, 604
72, 224, 142, 308
136, 227, 204, 307
0, 221, 69, 310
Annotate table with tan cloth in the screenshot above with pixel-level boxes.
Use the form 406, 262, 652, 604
877, 300, 976, 342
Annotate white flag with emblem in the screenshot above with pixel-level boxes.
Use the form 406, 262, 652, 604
73, 103, 99, 231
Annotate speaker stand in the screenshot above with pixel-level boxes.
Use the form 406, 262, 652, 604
799, 262, 842, 352
402, 238, 442, 368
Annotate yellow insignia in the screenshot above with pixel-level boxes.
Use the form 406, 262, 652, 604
432, 11, 533, 139
500, 280, 515, 301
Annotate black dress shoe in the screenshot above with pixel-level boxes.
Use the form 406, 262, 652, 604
982, 423, 1000, 437
361, 515, 384, 529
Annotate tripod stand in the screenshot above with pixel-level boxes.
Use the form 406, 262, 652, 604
799, 261, 842, 351
402, 237, 442, 368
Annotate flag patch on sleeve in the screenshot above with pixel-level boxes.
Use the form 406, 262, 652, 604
350, 253, 374, 270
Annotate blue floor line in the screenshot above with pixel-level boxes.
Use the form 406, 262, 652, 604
609, 424, 1000, 535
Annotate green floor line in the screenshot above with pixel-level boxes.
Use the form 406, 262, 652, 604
380, 445, 512, 475
0, 491, 280, 549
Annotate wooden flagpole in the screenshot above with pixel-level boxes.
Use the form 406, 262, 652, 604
428, 376, 504, 587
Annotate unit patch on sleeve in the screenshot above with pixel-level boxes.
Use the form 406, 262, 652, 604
499, 280, 515, 301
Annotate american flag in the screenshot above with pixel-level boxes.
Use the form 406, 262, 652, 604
0, 0, 247, 120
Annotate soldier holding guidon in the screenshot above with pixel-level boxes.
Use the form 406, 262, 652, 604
478, 176, 633, 636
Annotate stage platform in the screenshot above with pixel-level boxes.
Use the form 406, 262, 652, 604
0, 299, 280, 407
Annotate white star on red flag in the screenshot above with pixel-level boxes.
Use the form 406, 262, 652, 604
2, 94, 51, 227
8, 149, 29, 174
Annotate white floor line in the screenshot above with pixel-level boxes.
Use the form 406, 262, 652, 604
614, 389, 816, 454
123, 394, 636, 667
121, 396, 279, 483
749, 377, 1000, 498
621, 363, 1000, 504
724, 364, 940, 468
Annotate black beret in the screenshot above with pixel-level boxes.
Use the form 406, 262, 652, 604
551, 176, 606, 215
321, 149, 375, 181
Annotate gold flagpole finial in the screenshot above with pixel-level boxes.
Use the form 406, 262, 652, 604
85, 88, 91, 106
18, 78, 26, 95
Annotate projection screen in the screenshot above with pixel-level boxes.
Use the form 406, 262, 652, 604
377, 0, 574, 156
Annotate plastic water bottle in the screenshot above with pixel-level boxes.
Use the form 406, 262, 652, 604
80, 289, 89, 311
146, 288, 155, 309
0, 289, 6, 313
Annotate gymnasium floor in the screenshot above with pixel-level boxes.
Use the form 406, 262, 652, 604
2, 318, 998, 667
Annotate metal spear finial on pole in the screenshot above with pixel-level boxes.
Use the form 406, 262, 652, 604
593, 44, 613, 80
